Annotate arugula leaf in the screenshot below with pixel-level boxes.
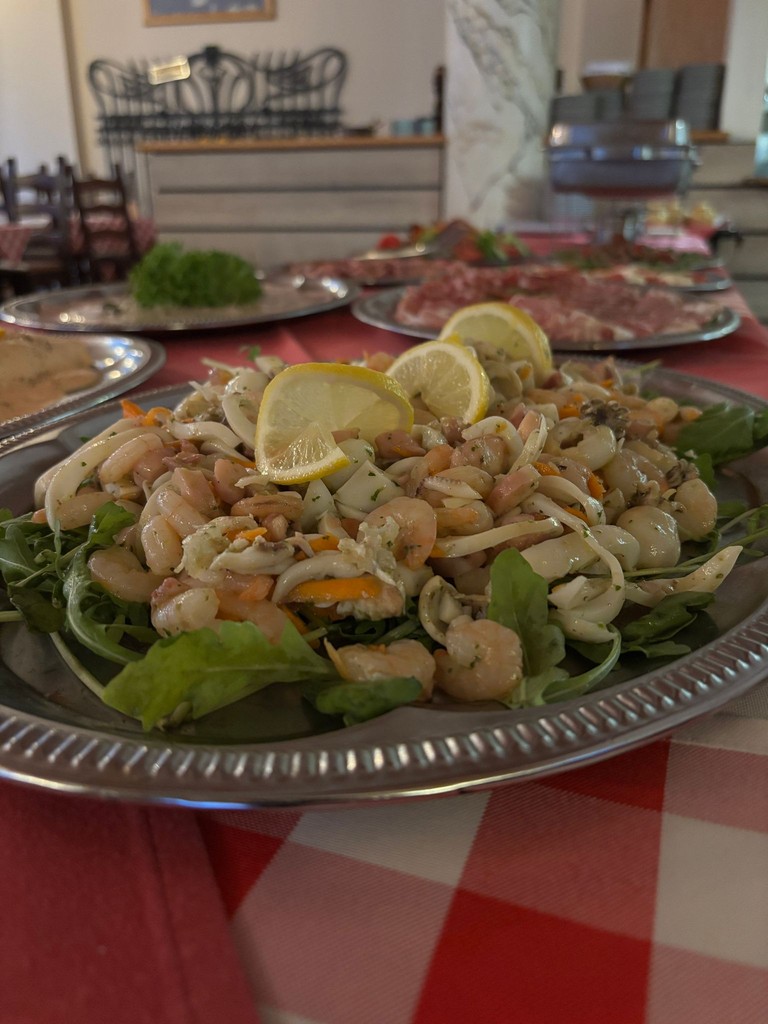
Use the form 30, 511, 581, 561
571, 592, 716, 663
620, 591, 714, 653
63, 548, 155, 665
674, 403, 765, 465
487, 548, 568, 703
539, 627, 622, 704
102, 619, 335, 730
487, 548, 566, 678
307, 676, 423, 726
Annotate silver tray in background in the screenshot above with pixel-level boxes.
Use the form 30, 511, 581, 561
0, 333, 165, 439
351, 285, 741, 353
0, 370, 767, 807
0, 274, 360, 335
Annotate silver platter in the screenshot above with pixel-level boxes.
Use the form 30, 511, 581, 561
351, 285, 741, 352
0, 275, 359, 335
0, 371, 767, 808
0, 333, 165, 439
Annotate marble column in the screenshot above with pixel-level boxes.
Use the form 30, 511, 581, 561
443, 0, 560, 226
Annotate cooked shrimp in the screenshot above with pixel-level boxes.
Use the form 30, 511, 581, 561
434, 616, 523, 702
98, 433, 168, 486
151, 579, 220, 636
435, 500, 495, 536
141, 514, 184, 576
88, 546, 164, 603
170, 467, 221, 518
230, 491, 304, 522
215, 591, 294, 644
363, 497, 437, 568
327, 638, 436, 699
52, 490, 113, 530
211, 458, 247, 506
487, 465, 540, 516
452, 434, 508, 475
155, 488, 211, 538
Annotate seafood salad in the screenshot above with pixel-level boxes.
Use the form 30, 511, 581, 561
0, 337, 766, 737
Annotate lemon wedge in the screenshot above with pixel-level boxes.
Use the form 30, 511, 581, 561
438, 301, 553, 385
254, 362, 414, 484
385, 334, 492, 423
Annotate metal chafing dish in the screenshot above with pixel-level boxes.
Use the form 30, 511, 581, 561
546, 119, 699, 198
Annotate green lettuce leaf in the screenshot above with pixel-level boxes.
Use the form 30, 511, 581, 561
102, 619, 335, 730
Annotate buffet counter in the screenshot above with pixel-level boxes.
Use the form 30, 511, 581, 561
137, 135, 445, 266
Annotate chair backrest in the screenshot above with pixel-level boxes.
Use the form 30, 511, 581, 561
71, 164, 141, 281
2, 156, 74, 262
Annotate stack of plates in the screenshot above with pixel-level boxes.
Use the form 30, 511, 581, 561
673, 63, 725, 130
550, 93, 599, 123
591, 89, 625, 121
627, 68, 676, 121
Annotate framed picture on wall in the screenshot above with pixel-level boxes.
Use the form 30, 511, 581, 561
144, 0, 276, 27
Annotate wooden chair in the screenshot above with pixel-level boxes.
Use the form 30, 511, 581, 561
71, 165, 141, 283
0, 157, 79, 296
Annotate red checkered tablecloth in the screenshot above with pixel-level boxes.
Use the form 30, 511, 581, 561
0, 215, 155, 262
2, 236, 768, 1024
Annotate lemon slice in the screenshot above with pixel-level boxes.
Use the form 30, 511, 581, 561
385, 334, 492, 423
438, 301, 553, 385
254, 362, 414, 484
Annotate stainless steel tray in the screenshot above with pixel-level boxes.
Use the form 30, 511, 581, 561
0, 333, 165, 439
351, 286, 741, 353
0, 275, 359, 335
0, 374, 766, 808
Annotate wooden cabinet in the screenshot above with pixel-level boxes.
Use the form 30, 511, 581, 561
137, 136, 444, 266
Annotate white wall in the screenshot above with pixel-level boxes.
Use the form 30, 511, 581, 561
720, 0, 768, 141
557, 0, 644, 93
0, 0, 78, 171
67, 0, 446, 172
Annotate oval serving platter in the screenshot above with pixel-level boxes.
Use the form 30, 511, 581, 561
0, 333, 165, 440
351, 285, 741, 353
0, 274, 360, 335
0, 370, 767, 808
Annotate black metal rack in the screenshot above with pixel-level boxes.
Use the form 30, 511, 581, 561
88, 45, 348, 182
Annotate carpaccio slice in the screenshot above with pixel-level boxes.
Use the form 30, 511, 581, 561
394, 265, 724, 342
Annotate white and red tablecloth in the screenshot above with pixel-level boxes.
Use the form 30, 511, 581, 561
0, 214, 156, 262
2, 234, 768, 1024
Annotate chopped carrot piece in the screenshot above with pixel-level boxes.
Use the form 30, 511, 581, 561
120, 399, 145, 419
141, 406, 171, 426
533, 461, 561, 476
565, 505, 589, 523
587, 472, 605, 500
278, 605, 310, 634
288, 576, 383, 603
308, 535, 340, 552
225, 526, 267, 541
31, 509, 48, 524
559, 403, 581, 419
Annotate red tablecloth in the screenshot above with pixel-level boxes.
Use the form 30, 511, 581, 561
2, 244, 768, 1024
